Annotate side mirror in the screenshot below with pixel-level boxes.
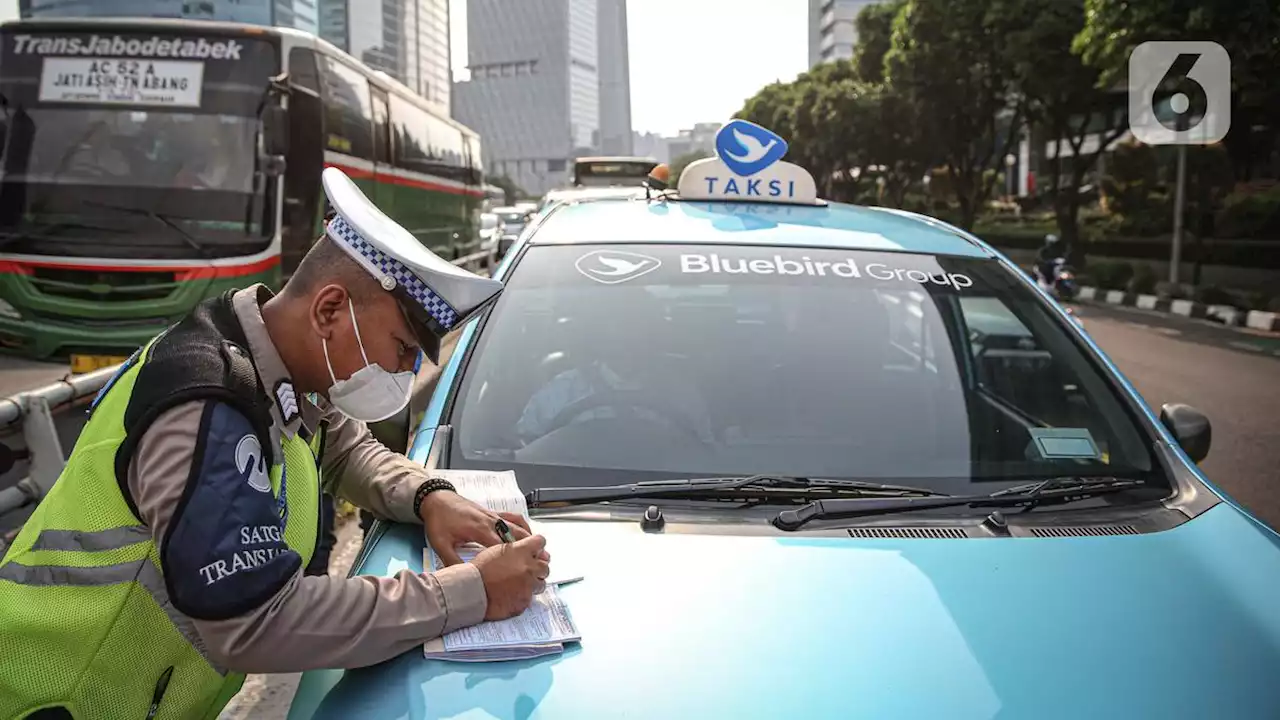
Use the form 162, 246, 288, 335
263, 104, 289, 156
1160, 403, 1211, 463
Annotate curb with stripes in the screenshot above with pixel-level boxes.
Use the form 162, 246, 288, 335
1076, 286, 1280, 331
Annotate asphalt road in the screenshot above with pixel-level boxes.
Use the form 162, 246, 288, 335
1071, 302, 1280, 529
0, 355, 69, 397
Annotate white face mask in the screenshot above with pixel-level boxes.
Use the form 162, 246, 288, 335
323, 299, 415, 422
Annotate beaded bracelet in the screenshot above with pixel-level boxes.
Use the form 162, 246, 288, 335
412, 477, 457, 518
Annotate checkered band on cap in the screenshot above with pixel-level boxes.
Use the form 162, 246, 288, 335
327, 215, 460, 330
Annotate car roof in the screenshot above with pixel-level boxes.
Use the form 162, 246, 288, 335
541, 186, 650, 204
528, 198, 994, 258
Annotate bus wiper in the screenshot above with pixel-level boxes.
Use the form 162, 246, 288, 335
773, 477, 1151, 531
526, 475, 951, 509
0, 221, 125, 248
81, 200, 211, 259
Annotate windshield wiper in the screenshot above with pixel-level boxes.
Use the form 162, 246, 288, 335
81, 200, 211, 259
773, 477, 1152, 531
526, 475, 952, 509
0, 221, 126, 248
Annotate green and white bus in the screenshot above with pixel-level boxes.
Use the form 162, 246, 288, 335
0, 18, 486, 369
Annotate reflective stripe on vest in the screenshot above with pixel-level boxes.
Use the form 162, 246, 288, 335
27, 525, 150, 552
1, 526, 227, 675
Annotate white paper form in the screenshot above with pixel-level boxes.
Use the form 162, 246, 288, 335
441, 584, 581, 651
433, 469, 529, 518
422, 547, 577, 662
425, 470, 527, 572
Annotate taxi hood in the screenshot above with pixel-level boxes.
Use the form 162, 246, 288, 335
291, 504, 1280, 719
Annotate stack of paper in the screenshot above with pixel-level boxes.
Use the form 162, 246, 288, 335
422, 470, 582, 662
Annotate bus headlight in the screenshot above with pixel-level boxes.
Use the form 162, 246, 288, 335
0, 299, 20, 320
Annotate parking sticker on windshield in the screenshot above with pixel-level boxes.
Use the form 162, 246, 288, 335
1028, 428, 1102, 460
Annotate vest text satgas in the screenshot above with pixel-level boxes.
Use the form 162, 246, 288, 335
200, 524, 290, 586
680, 253, 974, 288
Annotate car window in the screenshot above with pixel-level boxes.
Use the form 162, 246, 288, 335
448, 243, 1159, 494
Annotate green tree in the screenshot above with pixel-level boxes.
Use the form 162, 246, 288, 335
886, 0, 1026, 229
1075, 0, 1280, 181
738, 61, 864, 200
850, 0, 932, 208
669, 150, 711, 184
852, 0, 907, 84
862, 83, 933, 207
1007, 0, 1127, 246
738, 81, 798, 141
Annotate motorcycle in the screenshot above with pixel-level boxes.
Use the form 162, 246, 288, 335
1034, 257, 1078, 301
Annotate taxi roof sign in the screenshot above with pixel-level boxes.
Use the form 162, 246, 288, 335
676, 119, 820, 205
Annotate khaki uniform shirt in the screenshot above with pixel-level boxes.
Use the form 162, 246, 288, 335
126, 286, 486, 673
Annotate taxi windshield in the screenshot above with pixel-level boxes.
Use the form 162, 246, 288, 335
448, 243, 1161, 495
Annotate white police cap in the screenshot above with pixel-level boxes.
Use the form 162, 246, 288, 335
321, 167, 503, 363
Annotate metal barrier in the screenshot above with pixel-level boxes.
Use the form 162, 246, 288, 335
0, 365, 118, 519
0, 250, 496, 538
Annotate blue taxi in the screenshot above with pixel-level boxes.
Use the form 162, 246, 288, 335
288, 120, 1280, 719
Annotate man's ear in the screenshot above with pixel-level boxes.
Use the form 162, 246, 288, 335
310, 284, 350, 340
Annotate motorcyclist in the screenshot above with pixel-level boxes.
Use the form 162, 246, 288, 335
1036, 233, 1069, 286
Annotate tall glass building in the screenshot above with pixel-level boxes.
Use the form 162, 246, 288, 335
807, 0, 881, 66
454, 0, 630, 195
318, 0, 450, 113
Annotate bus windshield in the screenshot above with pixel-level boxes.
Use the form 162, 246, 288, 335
19, 109, 257, 193
0, 27, 279, 260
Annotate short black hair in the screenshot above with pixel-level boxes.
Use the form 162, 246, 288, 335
285, 234, 378, 304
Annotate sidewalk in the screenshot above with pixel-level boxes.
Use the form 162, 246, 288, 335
1076, 285, 1280, 332
217, 510, 366, 720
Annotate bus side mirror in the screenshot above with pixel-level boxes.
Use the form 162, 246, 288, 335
263, 105, 289, 157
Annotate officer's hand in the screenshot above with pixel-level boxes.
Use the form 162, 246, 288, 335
421, 491, 532, 566
472, 535, 550, 621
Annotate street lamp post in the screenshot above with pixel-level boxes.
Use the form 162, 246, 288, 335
1169, 142, 1187, 286
1167, 102, 1196, 287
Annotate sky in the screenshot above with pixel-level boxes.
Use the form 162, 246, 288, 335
449, 0, 809, 137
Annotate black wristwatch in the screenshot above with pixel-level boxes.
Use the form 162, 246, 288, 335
413, 478, 457, 518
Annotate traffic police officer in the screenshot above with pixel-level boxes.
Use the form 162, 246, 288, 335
0, 168, 551, 719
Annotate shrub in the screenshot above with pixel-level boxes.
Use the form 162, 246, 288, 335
1215, 184, 1280, 239
1089, 260, 1134, 291
1155, 281, 1192, 301
1193, 284, 1234, 306
1240, 291, 1271, 312
1126, 264, 1158, 294
1100, 141, 1160, 218
1268, 296, 1280, 313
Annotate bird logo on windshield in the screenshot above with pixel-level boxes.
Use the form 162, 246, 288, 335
715, 119, 789, 177
575, 250, 662, 285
